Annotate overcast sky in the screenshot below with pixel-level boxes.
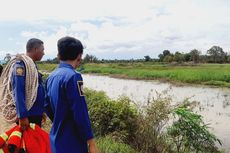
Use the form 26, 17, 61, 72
0, 0, 230, 60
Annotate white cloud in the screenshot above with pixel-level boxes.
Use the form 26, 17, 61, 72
1, 0, 230, 59
0, 0, 162, 21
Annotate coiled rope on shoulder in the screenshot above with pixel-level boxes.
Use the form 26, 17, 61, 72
0, 54, 38, 123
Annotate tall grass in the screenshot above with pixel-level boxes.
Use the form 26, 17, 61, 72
37, 63, 230, 87
82, 63, 230, 87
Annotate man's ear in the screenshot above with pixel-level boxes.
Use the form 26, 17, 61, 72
76, 54, 82, 62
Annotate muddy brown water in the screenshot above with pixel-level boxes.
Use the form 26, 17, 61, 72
83, 74, 230, 150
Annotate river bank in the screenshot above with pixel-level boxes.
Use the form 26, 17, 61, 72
82, 63, 230, 88
38, 63, 230, 88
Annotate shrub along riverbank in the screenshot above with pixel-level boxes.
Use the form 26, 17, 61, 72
85, 88, 222, 153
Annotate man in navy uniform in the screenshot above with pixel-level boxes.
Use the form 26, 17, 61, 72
45, 36, 99, 153
12, 38, 45, 130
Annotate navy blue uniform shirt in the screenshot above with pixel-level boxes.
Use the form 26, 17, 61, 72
12, 60, 45, 118
45, 62, 93, 153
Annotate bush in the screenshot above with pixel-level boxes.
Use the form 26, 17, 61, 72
85, 88, 138, 143
133, 92, 172, 153
97, 136, 138, 153
167, 108, 222, 153
85, 88, 222, 153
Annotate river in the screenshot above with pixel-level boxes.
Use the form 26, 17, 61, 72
82, 74, 230, 150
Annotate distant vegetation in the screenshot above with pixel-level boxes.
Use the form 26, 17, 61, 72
86, 45, 229, 63
37, 62, 230, 88
28, 45, 230, 64
80, 45, 230, 64
2, 45, 230, 88
1, 45, 229, 65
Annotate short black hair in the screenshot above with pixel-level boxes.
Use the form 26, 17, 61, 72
57, 36, 83, 61
0, 65, 3, 76
26, 38, 43, 52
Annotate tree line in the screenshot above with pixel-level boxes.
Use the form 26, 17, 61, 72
83, 45, 229, 64
157, 46, 229, 63
2, 45, 230, 64
82, 45, 230, 64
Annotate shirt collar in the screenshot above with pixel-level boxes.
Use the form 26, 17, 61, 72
59, 62, 74, 69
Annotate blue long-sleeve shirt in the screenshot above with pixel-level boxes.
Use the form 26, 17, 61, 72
45, 62, 94, 153
11, 60, 45, 118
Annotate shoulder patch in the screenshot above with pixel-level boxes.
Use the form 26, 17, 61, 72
77, 81, 84, 96
16, 67, 25, 76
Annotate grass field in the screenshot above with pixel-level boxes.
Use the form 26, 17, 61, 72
38, 63, 230, 88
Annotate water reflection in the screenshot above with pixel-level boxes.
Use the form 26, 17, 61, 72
83, 74, 230, 150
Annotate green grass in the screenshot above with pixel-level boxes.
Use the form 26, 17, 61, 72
38, 63, 58, 72
82, 63, 230, 87
38, 62, 230, 87
97, 136, 138, 153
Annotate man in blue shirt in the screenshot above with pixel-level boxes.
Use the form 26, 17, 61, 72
45, 36, 99, 153
12, 38, 45, 130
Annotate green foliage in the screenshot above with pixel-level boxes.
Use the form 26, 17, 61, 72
84, 88, 222, 152
144, 55, 151, 62
83, 54, 98, 63
167, 108, 222, 153
190, 49, 201, 63
158, 53, 164, 62
133, 92, 172, 153
38, 63, 58, 72
184, 53, 191, 62
4, 53, 11, 63
97, 136, 138, 153
85, 88, 138, 143
174, 52, 185, 63
53, 88, 224, 153
163, 55, 174, 63
163, 50, 171, 57
207, 46, 227, 63
42, 57, 59, 64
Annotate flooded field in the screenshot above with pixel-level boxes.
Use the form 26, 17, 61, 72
83, 74, 230, 150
